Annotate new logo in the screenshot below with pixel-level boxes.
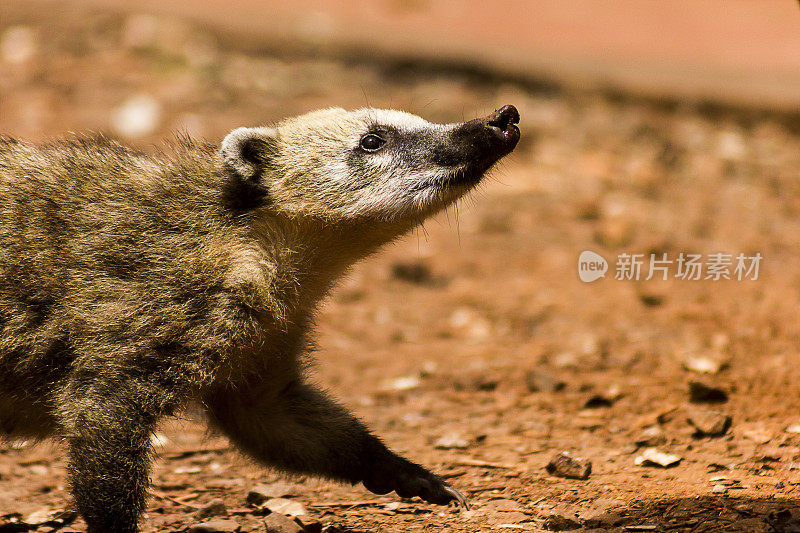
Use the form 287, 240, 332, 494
578, 250, 608, 282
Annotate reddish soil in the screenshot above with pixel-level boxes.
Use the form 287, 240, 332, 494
2, 3, 800, 532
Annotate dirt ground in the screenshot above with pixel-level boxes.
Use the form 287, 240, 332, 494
3, 2, 800, 532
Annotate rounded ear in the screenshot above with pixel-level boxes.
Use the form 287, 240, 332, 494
221, 127, 278, 180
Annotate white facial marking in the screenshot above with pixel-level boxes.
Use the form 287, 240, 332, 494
253, 107, 487, 222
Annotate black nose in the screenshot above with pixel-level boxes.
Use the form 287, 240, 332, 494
433, 104, 521, 170
485, 105, 520, 133
481, 105, 520, 150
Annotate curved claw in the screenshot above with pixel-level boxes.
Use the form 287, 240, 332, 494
443, 485, 470, 510
362, 455, 470, 509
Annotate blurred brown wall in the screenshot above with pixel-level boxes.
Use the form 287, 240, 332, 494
77, 0, 800, 108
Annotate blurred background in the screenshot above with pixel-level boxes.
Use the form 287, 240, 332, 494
2, 2, 800, 532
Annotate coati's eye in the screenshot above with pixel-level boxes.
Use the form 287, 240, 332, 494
359, 133, 385, 152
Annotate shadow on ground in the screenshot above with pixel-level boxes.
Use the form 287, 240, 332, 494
590, 497, 800, 533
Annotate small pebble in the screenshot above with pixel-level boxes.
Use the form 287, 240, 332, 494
634, 426, 667, 447
25, 508, 56, 526
382, 375, 421, 391
196, 498, 227, 519
29, 465, 49, 476
263, 512, 302, 533
683, 356, 725, 375
294, 515, 322, 533
434, 433, 470, 450
634, 448, 682, 468
743, 429, 772, 444
24, 509, 75, 527
247, 482, 297, 506
545, 451, 592, 480
262, 498, 306, 517
687, 410, 732, 437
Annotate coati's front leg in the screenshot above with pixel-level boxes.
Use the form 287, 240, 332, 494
58, 377, 172, 533
205, 379, 467, 507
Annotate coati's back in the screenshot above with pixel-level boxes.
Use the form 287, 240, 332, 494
0, 137, 245, 437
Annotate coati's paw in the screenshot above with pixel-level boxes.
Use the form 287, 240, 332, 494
362, 458, 469, 509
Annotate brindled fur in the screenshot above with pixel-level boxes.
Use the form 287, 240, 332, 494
0, 104, 519, 531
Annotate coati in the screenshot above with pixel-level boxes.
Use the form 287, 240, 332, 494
0, 104, 520, 532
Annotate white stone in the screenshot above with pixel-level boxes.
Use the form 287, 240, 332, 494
634, 448, 681, 468
683, 356, 725, 374
383, 375, 421, 391
263, 497, 306, 517
434, 433, 470, 450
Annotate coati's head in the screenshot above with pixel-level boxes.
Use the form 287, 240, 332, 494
220, 106, 519, 224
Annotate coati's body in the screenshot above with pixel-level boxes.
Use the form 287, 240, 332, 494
0, 105, 520, 532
